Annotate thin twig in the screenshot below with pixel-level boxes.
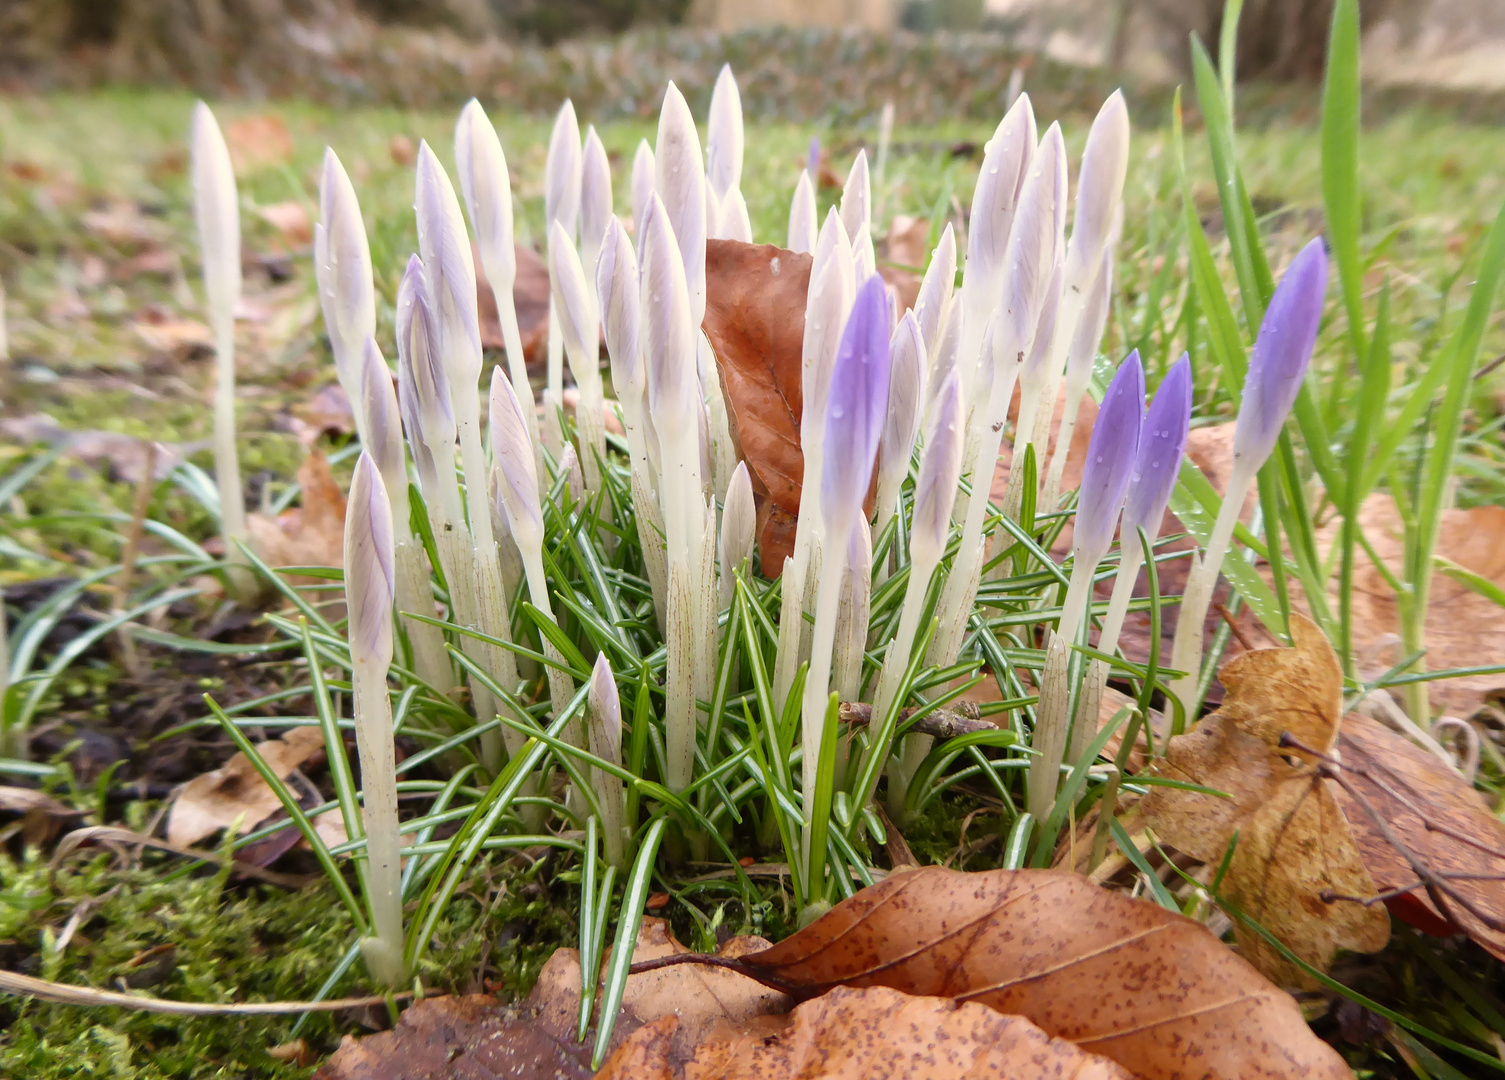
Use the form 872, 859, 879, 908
623, 952, 810, 1000
1213, 603, 1255, 653
0, 968, 417, 1015
838, 700, 995, 740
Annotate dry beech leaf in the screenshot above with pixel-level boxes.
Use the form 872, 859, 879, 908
0, 787, 77, 817
257, 201, 313, 247
165, 726, 325, 848
246, 449, 347, 572
882, 215, 930, 271
668, 985, 1128, 1080
475, 242, 552, 373
224, 114, 295, 174
1142, 614, 1390, 985
737, 866, 1352, 1080
1335, 713, 1505, 960
701, 238, 813, 576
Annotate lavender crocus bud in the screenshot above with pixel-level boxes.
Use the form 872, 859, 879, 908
801, 207, 856, 444
807, 136, 821, 178
913, 222, 956, 361
961, 95, 1035, 341
707, 63, 744, 201
548, 220, 600, 388
876, 311, 926, 520
581, 126, 613, 288
631, 139, 655, 233
598, 217, 641, 403
345, 452, 396, 662
840, 150, 871, 259
640, 193, 698, 433
359, 338, 405, 510
546, 100, 582, 241
191, 102, 239, 333
415, 141, 482, 385
488, 366, 543, 548
1234, 238, 1328, 469
821, 274, 893, 545
1062, 90, 1130, 291
788, 169, 817, 255
395, 256, 455, 489
588, 651, 622, 767
720, 460, 755, 610
655, 82, 708, 328
913, 368, 964, 568
1074, 351, 1145, 562
315, 149, 375, 406
454, 99, 516, 310
1122, 352, 1192, 539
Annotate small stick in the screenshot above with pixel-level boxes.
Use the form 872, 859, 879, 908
0, 967, 418, 1015
1213, 602, 1256, 653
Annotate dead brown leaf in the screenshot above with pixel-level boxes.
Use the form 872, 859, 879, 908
735, 865, 1353, 1080
475, 243, 551, 375
701, 239, 813, 575
225, 115, 295, 175
882, 215, 930, 271
0, 414, 205, 483
287, 383, 357, 446
1335, 713, 1505, 960
246, 449, 347, 571
1142, 614, 1391, 985
672, 985, 1129, 1080
132, 315, 214, 358
165, 725, 325, 848
257, 201, 313, 247
0, 787, 77, 817
389, 134, 417, 167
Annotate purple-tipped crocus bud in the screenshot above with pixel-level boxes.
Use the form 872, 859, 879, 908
488, 365, 543, 548
359, 338, 406, 515
913, 222, 956, 362
821, 273, 892, 545
395, 256, 455, 489
315, 149, 375, 402
454, 100, 516, 310
1122, 352, 1192, 540
1235, 238, 1327, 469
912, 367, 964, 569
588, 651, 622, 767
876, 310, 926, 517
1074, 350, 1145, 562
631, 139, 655, 234
707, 64, 744, 201
414, 141, 482, 385
788, 169, 817, 255
598, 217, 641, 404
345, 451, 396, 662
545, 100, 582, 241
580, 126, 613, 287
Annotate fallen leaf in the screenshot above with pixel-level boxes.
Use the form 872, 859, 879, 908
268, 1040, 314, 1067
475, 242, 551, 375
0, 414, 205, 482
735, 865, 1353, 1080
257, 201, 313, 247
166, 726, 326, 848
1142, 614, 1391, 985
132, 315, 214, 358
287, 383, 357, 446
82, 200, 162, 247
701, 238, 813, 575
246, 449, 347, 571
1335, 713, 1505, 960
225, 114, 295, 174
0, 787, 77, 817
389, 134, 417, 167
882, 214, 930, 270
666, 985, 1129, 1080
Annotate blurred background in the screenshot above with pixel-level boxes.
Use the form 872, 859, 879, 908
2, 0, 1501, 117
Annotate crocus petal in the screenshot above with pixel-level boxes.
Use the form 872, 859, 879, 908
581, 126, 613, 282
1235, 237, 1328, 469
913, 367, 965, 566
598, 217, 642, 404
631, 139, 655, 235
1074, 350, 1145, 562
877, 310, 926, 508
454, 99, 516, 295
960, 94, 1035, 339
548, 220, 601, 390
707, 64, 744, 201
488, 365, 543, 545
1123, 352, 1192, 539
414, 141, 482, 384
719, 187, 753, 244
359, 338, 405, 507
801, 207, 856, 443
655, 81, 707, 328
639, 192, 698, 433
1064, 90, 1130, 287
394, 255, 455, 459
913, 222, 957, 362
545, 99, 582, 237
190, 102, 240, 327
821, 273, 893, 541
316, 148, 375, 388
588, 652, 622, 767
788, 169, 817, 255
345, 452, 396, 663
720, 460, 756, 593
840, 149, 871, 252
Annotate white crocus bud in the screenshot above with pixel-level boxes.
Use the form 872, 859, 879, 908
719, 460, 755, 612
587, 652, 627, 869
1063, 90, 1130, 302
487, 365, 544, 552
655, 81, 708, 329
598, 217, 642, 413
315, 149, 375, 424
719, 187, 753, 244
875, 310, 926, 525
191, 101, 248, 570
707, 63, 744, 201
546, 99, 583, 241
414, 141, 483, 391
788, 169, 817, 255
631, 139, 655, 233
581, 126, 613, 301
359, 338, 407, 523
913, 222, 956, 362
549, 219, 605, 493
394, 257, 459, 520
343, 451, 407, 988
840, 149, 872, 264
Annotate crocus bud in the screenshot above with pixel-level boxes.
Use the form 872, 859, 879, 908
1004, 123, 1067, 345
454, 99, 517, 306
840, 150, 871, 252
559, 443, 585, 505
190, 102, 240, 332
359, 338, 406, 514
719, 187, 753, 244
720, 460, 755, 609
415, 141, 482, 385
488, 366, 543, 548
876, 311, 926, 519
788, 169, 817, 255
961, 95, 1035, 333
913, 368, 964, 567
1235, 238, 1327, 469
546, 100, 582, 240
807, 136, 821, 178
1074, 351, 1145, 562
598, 216, 641, 403
345, 452, 396, 663
581, 126, 613, 288
1063, 90, 1130, 291
395, 256, 455, 490
639, 193, 697, 433
631, 139, 655, 233
315, 149, 375, 403
588, 651, 622, 768
913, 222, 956, 361
655, 82, 707, 328
801, 207, 856, 445
548, 220, 601, 391
1123, 352, 1192, 539
821, 274, 893, 545
707, 64, 744, 201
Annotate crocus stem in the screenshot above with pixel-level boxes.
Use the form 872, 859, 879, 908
351, 645, 407, 988
664, 561, 696, 792
494, 285, 543, 474
1167, 462, 1255, 725
393, 537, 451, 692
1071, 539, 1145, 754
800, 552, 843, 896
1028, 559, 1094, 821
1043, 372, 1090, 511
871, 555, 937, 822
520, 544, 578, 746
213, 320, 251, 596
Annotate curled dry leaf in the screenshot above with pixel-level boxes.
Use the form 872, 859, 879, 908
245, 449, 347, 572
1334, 712, 1505, 960
165, 725, 325, 848
701, 238, 813, 575
1142, 614, 1391, 986
224, 114, 295, 175
736, 865, 1352, 1080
